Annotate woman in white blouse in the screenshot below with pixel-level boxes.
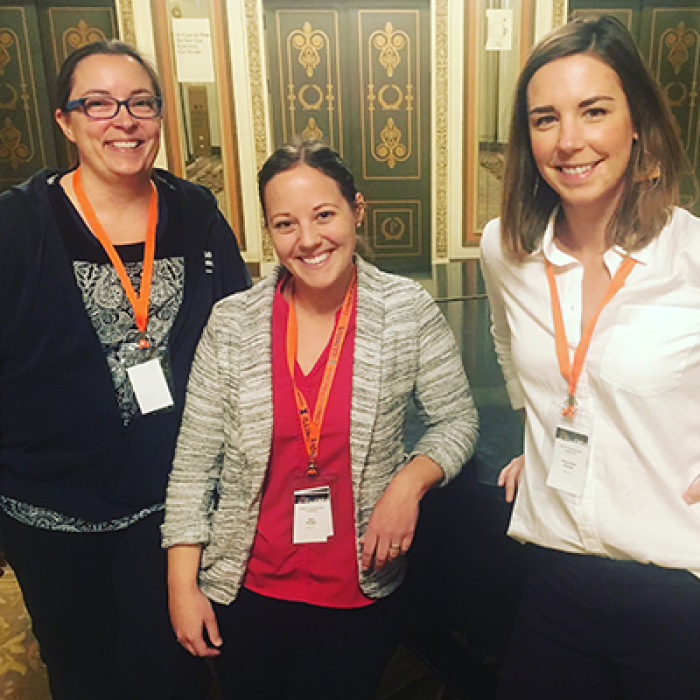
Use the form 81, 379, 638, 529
480, 15, 700, 700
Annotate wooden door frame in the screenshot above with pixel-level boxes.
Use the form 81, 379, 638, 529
146, 0, 245, 248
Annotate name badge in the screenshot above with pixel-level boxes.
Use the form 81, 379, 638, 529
546, 401, 592, 497
293, 485, 334, 544
127, 358, 174, 415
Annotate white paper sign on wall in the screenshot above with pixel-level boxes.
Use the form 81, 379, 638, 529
173, 18, 215, 83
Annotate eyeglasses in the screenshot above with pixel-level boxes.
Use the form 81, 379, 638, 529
63, 95, 162, 120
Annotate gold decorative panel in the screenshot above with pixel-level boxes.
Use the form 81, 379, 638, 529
434, 0, 448, 259
273, 11, 342, 152
367, 199, 421, 255
48, 9, 116, 73
0, 8, 49, 189
650, 9, 699, 208
117, 0, 136, 46
359, 11, 420, 180
264, 1, 431, 273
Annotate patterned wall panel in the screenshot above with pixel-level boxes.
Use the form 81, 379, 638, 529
273, 10, 342, 152
367, 198, 421, 254
358, 10, 420, 181
649, 9, 699, 205
264, 1, 431, 273
47, 8, 115, 73
0, 7, 51, 189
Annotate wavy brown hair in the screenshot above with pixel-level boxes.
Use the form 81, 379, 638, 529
501, 15, 686, 258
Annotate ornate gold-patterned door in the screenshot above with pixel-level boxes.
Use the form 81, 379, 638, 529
0, 0, 116, 192
265, 0, 431, 273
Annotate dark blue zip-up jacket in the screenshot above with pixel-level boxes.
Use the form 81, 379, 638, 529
0, 169, 251, 521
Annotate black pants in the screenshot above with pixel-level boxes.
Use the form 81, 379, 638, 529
1, 510, 210, 700
213, 587, 402, 700
497, 546, 700, 700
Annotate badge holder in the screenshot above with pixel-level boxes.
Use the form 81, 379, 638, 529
289, 472, 337, 544
121, 338, 175, 415
545, 399, 592, 497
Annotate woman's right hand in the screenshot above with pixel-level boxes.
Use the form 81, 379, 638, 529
168, 544, 222, 657
498, 454, 524, 503
169, 585, 222, 658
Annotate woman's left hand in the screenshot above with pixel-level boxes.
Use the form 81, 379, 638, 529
360, 455, 443, 572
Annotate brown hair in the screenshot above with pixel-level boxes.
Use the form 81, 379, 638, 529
56, 40, 162, 112
258, 138, 359, 223
500, 14, 686, 257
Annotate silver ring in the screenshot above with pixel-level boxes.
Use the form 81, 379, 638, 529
389, 544, 401, 550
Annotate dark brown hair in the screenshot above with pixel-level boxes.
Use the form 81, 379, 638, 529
501, 14, 686, 257
55, 40, 162, 112
258, 139, 359, 223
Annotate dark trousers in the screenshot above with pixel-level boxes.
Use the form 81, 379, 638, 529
497, 546, 700, 700
1, 510, 210, 700
213, 586, 402, 700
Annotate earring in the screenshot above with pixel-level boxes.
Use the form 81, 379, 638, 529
533, 174, 540, 198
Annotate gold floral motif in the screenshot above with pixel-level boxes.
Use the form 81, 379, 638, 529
0, 117, 31, 170
0, 30, 15, 77
283, 16, 338, 150
375, 118, 408, 169
665, 22, 697, 76
291, 22, 325, 78
302, 117, 323, 141
372, 22, 407, 79
365, 16, 415, 173
64, 19, 107, 51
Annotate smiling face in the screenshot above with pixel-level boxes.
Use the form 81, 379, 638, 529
527, 53, 637, 220
55, 54, 161, 185
264, 163, 363, 300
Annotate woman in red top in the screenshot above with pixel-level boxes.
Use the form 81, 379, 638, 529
164, 140, 478, 699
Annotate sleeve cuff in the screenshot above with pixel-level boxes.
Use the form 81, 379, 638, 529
505, 377, 525, 410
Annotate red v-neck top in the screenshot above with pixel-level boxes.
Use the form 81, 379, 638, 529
243, 283, 372, 608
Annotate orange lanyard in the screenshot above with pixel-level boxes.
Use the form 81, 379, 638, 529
73, 167, 158, 349
546, 255, 636, 417
286, 270, 357, 477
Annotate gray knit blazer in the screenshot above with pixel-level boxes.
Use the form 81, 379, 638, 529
162, 256, 478, 604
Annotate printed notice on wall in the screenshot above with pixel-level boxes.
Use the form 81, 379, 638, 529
485, 9, 513, 52
173, 18, 215, 83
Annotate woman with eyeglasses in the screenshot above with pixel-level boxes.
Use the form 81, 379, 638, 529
0, 40, 250, 700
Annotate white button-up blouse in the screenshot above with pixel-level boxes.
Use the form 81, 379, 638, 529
480, 208, 700, 577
